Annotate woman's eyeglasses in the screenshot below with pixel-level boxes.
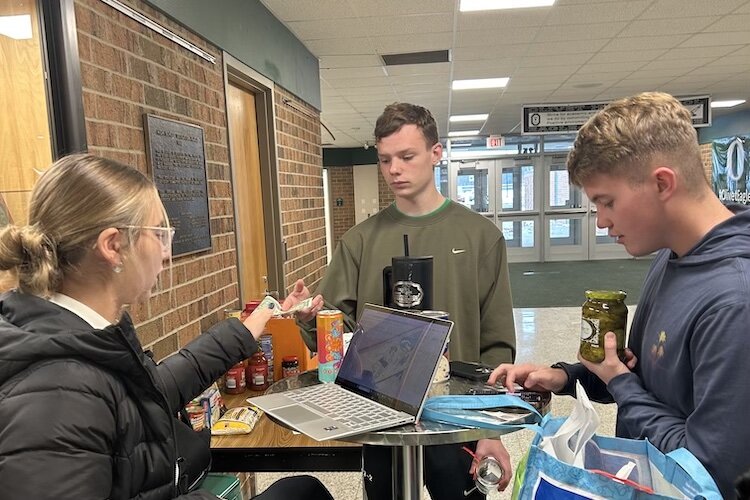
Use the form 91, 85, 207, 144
121, 225, 175, 247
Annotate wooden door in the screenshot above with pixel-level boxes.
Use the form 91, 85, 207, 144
227, 82, 268, 302
1, 0, 52, 225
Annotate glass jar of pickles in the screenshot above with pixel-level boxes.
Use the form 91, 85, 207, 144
580, 290, 628, 363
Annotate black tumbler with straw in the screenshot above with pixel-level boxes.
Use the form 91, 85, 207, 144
382, 234, 434, 310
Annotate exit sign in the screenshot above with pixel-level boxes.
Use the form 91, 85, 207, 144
487, 135, 504, 148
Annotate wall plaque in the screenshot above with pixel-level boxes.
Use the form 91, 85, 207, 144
144, 114, 211, 256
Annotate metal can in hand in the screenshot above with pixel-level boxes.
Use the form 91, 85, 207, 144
316, 309, 344, 382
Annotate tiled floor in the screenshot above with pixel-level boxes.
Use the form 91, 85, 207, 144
254, 306, 629, 499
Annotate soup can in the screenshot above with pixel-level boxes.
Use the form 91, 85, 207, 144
316, 309, 344, 383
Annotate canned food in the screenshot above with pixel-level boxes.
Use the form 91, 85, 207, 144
224, 363, 246, 394
316, 309, 344, 383
580, 290, 628, 363
224, 308, 242, 320
185, 404, 206, 431
282, 355, 300, 378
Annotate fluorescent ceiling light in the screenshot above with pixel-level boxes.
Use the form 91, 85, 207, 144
0, 15, 32, 40
452, 78, 509, 90
450, 142, 473, 147
460, 0, 555, 11
450, 114, 489, 122
711, 99, 746, 108
448, 130, 481, 137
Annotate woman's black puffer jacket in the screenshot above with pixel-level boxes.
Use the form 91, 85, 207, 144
0, 291, 257, 499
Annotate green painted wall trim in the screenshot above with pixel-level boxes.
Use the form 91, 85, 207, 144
146, 0, 320, 109
699, 109, 750, 143
323, 147, 379, 167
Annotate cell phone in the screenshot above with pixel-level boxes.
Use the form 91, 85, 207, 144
465, 386, 505, 396
450, 361, 494, 382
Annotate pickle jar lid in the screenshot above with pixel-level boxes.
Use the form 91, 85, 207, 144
585, 290, 627, 301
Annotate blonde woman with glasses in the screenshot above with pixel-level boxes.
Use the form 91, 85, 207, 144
0, 154, 331, 500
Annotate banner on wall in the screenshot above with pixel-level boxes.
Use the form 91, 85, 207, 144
522, 95, 711, 134
712, 135, 750, 205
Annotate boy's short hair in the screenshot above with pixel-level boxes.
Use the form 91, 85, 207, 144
567, 92, 706, 191
374, 103, 439, 148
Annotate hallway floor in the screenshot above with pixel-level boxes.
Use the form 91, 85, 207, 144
254, 306, 625, 499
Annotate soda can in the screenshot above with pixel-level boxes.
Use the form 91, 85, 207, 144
417, 310, 451, 383
316, 309, 344, 382
419, 310, 451, 360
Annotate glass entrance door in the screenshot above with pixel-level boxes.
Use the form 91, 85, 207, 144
543, 157, 588, 261
446, 152, 629, 262
542, 156, 629, 261
497, 158, 540, 261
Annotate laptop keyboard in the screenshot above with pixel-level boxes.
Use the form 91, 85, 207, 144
285, 384, 410, 431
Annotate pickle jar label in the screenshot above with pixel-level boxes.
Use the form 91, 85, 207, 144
581, 317, 600, 347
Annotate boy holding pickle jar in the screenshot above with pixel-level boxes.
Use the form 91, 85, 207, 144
490, 92, 750, 499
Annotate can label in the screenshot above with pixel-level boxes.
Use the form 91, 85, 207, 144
224, 309, 242, 320
317, 309, 344, 383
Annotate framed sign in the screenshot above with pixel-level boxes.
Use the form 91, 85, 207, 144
522, 95, 711, 134
143, 114, 211, 256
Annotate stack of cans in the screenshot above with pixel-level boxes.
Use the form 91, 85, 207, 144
259, 334, 274, 382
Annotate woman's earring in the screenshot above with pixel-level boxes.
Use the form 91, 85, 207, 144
113, 263, 123, 274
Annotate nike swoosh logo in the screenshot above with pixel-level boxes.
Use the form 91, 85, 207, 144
452, 248, 466, 254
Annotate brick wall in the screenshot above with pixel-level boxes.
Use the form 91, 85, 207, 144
274, 88, 327, 293
327, 166, 355, 245
76, 0, 326, 359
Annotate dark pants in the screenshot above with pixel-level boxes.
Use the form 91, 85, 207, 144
363, 442, 484, 500
254, 475, 333, 500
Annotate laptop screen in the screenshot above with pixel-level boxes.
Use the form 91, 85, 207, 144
335, 304, 452, 417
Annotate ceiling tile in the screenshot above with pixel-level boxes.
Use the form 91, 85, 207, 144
638, 0, 746, 19
588, 49, 666, 64
349, 0, 454, 16
704, 13, 750, 32
662, 45, 745, 60
619, 17, 721, 37
533, 21, 627, 43
601, 34, 688, 52
525, 39, 609, 56
456, 26, 541, 47
452, 45, 530, 60
372, 32, 456, 54
544, 1, 650, 25
458, 9, 549, 30
679, 31, 750, 47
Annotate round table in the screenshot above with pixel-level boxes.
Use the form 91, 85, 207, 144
266, 370, 549, 499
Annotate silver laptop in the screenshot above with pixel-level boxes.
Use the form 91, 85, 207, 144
248, 303, 453, 441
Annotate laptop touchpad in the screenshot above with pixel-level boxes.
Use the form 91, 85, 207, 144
274, 405, 325, 424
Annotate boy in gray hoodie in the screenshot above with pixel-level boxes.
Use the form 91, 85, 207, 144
491, 92, 750, 498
